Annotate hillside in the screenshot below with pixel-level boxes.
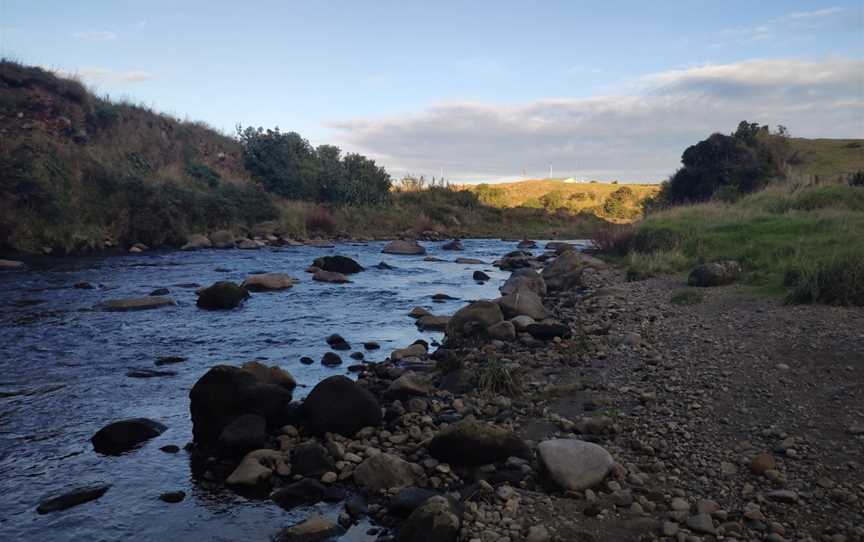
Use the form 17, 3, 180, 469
787, 137, 864, 180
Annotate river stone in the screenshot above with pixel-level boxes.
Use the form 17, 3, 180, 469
159, 491, 185, 503
181, 234, 212, 250
276, 515, 344, 542
312, 269, 350, 283
397, 496, 461, 542
416, 314, 450, 331
429, 419, 529, 466
209, 230, 235, 248
537, 439, 614, 491
510, 315, 536, 331
496, 250, 537, 270
242, 273, 295, 291
291, 442, 335, 477
408, 306, 432, 319
517, 239, 537, 249
499, 291, 548, 320
217, 414, 267, 458
387, 371, 431, 399
196, 281, 249, 310
300, 376, 382, 436
313, 255, 364, 274
91, 418, 166, 455
457, 258, 484, 264
686, 513, 717, 535
541, 251, 585, 291
240, 361, 297, 390
100, 296, 175, 311
500, 268, 547, 297
189, 365, 294, 445
36, 484, 111, 514
271, 478, 327, 510
391, 343, 427, 361
321, 352, 342, 366
442, 239, 463, 251
382, 240, 426, 255
354, 453, 416, 491
527, 323, 571, 340
226, 449, 289, 487
688, 260, 741, 287
473, 271, 490, 281
446, 300, 504, 339
0, 259, 26, 271
487, 320, 516, 341
389, 487, 441, 517
236, 239, 259, 249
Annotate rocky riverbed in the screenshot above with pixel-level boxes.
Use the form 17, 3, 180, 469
2, 239, 862, 542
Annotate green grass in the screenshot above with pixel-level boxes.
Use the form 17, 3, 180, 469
787, 138, 864, 180
627, 184, 864, 304
670, 289, 705, 305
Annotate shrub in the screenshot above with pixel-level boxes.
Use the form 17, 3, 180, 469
185, 161, 221, 188
304, 206, 336, 234
786, 252, 864, 306
633, 228, 682, 253
591, 224, 634, 255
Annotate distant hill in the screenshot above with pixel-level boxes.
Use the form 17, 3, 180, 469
786, 138, 864, 181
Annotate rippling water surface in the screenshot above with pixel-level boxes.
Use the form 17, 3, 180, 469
0, 239, 586, 541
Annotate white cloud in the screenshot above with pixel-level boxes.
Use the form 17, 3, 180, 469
71, 31, 118, 41
330, 58, 864, 183
781, 7, 845, 21
718, 7, 845, 45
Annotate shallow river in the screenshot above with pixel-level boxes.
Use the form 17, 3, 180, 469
0, 239, 586, 541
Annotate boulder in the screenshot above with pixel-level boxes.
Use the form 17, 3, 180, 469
429, 419, 529, 466
196, 281, 249, 310
209, 230, 235, 248
541, 251, 585, 291
442, 239, 464, 251
159, 491, 185, 503
237, 239, 259, 250
382, 240, 426, 255
498, 291, 548, 320
446, 300, 504, 339
517, 239, 537, 249
276, 516, 344, 542
354, 453, 416, 491
473, 271, 490, 281
397, 496, 461, 542
271, 478, 327, 510
416, 314, 450, 331
496, 251, 537, 271
408, 306, 432, 319
100, 296, 174, 311
240, 361, 297, 390
537, 439, 614, 491
226, 449, 290, 487
391, 343, 427, 361
149, 287, 169, 296
312, 255, 364, 274
0, 259, 26, 271
189, 365, 294, 446
291, 442, 335, 477
688, 261, 741, 287
181, 234, 212, 250
300, 376, 382, 436
500, 268, 547, 297
510, 315, 536, 331
389, 487, 441, 517
456, 258, 484, 264
242, 273, 295, 291
217, 414, 267, 457
36, 484, 111, 514
321, 352, 342, 366
312, 270, 350, 283
526, 323, 571, 340
91, 418, 166, 454
387, 371, 431, 399
487, 321, 516, 341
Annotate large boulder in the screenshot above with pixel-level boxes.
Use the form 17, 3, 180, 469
241, 273, 295, 292
428, 419, 529, 466
537, 439, 614, 491
389, 487, 441, 518
313, 255, 364, 274
500, 268, 547, 297
498, 291, 548, 320
300, 376, 381, 436
99, 297, 175, 311
487, 321, 516, 341
688, 261, 741, 287
291, 442, 336, 477
312, 270, 350, 283
0, 259, 26, 271
36, 484, 111, 514
496, 251, 537, 271
226, 449, 290, 488
240, 361, 297, 389
91, 418, 166, 454
181, 234, 212, 250
541, 251, 585, 291
383, 240, 426, 255
189, 365, 294, 446
397, 496, 461, 542
446, 300, 504, 339
196, 281, 249, 310
271, 478, 328, 510
354, 453, 417, 492
416, 314, 450, 331
217, 414, 267, 458
209, 230, 235, 248
386, 371, 431, 400
276, 516, 344, 542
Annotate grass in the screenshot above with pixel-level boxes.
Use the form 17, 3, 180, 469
670, 289, 705, 305
623, 183, 864, 304
787, 138, 864, 181
477, 358, 520, 396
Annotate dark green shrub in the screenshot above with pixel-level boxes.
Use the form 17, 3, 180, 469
786, 253, 864, 306
633, 228, 682, 253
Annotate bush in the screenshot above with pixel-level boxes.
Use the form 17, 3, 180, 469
305, 206, 336, 234
633, 228, 682, 253
786, 252, 864, 306
591, 224, 634, 255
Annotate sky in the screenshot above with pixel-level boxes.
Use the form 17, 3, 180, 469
1, 0, 862, 183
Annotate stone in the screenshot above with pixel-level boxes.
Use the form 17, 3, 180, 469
126, 368, 177, 378
387, 371, 431, 399
389, 487, 441, 517
537, 439, 615, 491
541, 251, 585, 291
429, 420, 529, 466
526, 323, 571, 340
292, 442, 336, 477
300, 376, 382, 436
313, 270, 350, 283
383, 240, 426, 255
509, 315, 535, 331
442, 239, 464, 251
688, 261, 741, 287
397, 496, 460, 542
473, 271, 490, 281
240, 361, 297, 390
236, 239, 259, 250
363, 341, 380, 350
354, 453, 416, 492
487, 321, 516, 341
271, 478, 327, 510
36, 484, 111, 514
686, 513, 717, 535
456, 258, 484, 264
416, 314, 451, 331
209, 230, 235, 248
217, 413, 267, 457
99, 296, 175, 311
242, 273, 295, 291
500, 268, 547, 297
196, 281, 249, 310
517, 239, 537, 249
408, 306, 432, 319
392, 343, 427, 361
276, 515, 344, 542
181, 234, 212, 250
0, 259, 27, 271
526, 525, 551, 542
446, 300, 504, 339
312, 255, 364, 274
767, 490, 798, 503
751, 452, 776, 475
159, 491, 185, 503
226, 449, 290, 487
91, 418, 166, 454
498, 291, 548, 320
321, 352, 343, 366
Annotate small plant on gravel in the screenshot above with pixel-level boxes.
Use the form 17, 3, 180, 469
477, 358, 520, 396
670, 289, 704, 305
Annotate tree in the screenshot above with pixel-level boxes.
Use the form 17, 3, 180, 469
316, 144, 346, 199
237, 126, 320, 200
338, 153, 391, 204
539, 190, 565, 211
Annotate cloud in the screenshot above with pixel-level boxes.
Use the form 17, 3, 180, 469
71, 31, 118, 41
330, 58, 864, 183
718, 7, 845, 45
51, 67, 154, 84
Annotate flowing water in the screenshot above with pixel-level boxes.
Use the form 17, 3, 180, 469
0, 239, 587, 541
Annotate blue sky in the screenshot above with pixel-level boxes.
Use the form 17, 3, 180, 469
2, 1, 862, 182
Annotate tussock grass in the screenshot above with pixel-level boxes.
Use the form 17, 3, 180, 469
477, 359, 520, 396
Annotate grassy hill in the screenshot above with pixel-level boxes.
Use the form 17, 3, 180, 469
787, 138, 864, 180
